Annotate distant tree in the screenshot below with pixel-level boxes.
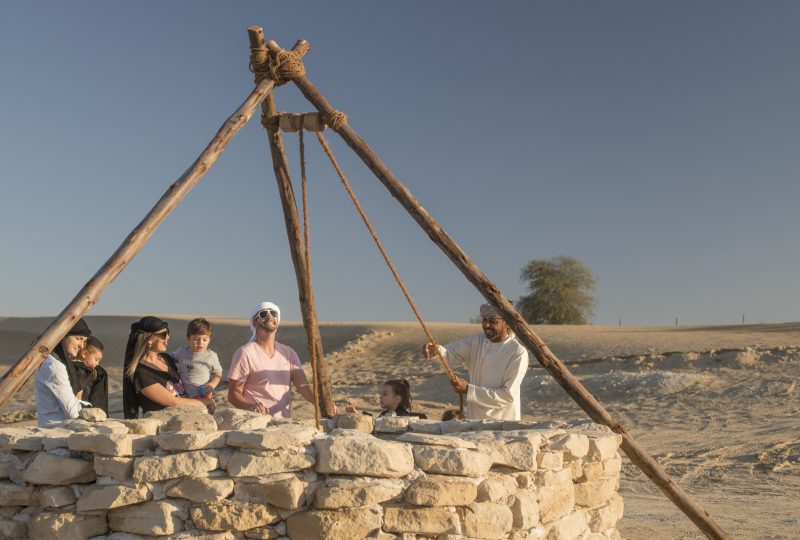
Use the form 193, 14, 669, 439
517, 256, 596, 325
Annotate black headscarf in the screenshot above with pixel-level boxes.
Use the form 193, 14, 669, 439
122, 316, 168, 419
52, 318, 92, 395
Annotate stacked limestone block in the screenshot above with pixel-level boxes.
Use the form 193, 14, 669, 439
0, 408, 623, 539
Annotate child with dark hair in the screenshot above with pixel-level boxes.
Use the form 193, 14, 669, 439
74, 335, 109, 414
441, 409, 465, 421
348, 378, 427, 419
172, 318, 223, 398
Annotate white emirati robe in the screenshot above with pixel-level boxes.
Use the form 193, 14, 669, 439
435, 333, 529, 420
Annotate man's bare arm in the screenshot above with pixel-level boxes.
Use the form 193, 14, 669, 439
290, 368, 316, 404
227, 379, 267, 413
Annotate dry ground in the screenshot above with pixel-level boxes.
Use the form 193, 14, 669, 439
1, 316, 798, 538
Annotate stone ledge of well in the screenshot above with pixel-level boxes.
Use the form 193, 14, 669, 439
0, 407, 624, 539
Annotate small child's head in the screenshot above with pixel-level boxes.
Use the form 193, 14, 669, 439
186, 318, 213, 353
381, 378, 412, 412
441, 409, 465, 421
79, 336, 104, 369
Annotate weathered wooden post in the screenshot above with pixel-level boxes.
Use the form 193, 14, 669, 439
0, 79, 275, 410
264, 38, 730, 540
247, 27, 335, 418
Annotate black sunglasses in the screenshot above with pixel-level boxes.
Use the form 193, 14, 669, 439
256, 309, 279, 320
153, 329, 170, 338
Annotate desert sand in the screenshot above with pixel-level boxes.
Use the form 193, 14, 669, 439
1, 315, 798, 538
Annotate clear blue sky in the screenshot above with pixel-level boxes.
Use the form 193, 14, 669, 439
1, 2, 798, 325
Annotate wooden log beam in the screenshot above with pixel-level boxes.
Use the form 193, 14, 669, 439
0, 78, 275, 410
247, 27, 335, 417
278, 112, 327, 133
276, 43, 730, 540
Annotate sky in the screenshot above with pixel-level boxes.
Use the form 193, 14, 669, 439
1, 2, 799, 326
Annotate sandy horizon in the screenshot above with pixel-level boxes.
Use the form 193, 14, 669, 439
1, 315, 798, 538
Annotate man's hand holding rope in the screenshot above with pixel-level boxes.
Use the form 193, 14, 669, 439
423, 343, 468, 394
449, 377, 469, 395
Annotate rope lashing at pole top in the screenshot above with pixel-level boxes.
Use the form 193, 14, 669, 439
249, 42, 305, 87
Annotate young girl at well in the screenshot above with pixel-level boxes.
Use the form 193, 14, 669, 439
348, 378, 427, 419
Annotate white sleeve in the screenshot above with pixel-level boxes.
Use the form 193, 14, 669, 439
42, 361, 83, 419
466, 348, 528, 410
441, 336, 476, 369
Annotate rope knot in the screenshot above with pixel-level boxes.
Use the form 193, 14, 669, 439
324, 110, 347, 131
250, 45, 305, 86
249, 45, 270, 84
260, 113, 280, 131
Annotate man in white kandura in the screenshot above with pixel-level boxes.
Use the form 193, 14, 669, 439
423, 303, 529, 420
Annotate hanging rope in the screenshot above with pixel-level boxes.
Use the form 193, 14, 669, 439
299, 115, 322, 429
314, 131, 464, 415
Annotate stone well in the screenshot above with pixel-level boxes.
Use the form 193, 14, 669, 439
0, 407, 624, 539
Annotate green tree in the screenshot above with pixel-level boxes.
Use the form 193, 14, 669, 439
518, 256, 597, 324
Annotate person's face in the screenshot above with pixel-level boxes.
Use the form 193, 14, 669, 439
188, 333, 211, 353
379, 384, 402, 411
148, 329, 169, 353
80, 346, 104, 369
62, 335, 87, 359
254, 309, 279, 333
482, 317, 509, 343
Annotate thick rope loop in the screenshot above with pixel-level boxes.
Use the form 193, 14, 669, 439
324, 111, 348, 131
271, 50, 305, 84
249, 45, 270, 83
260, 113, 280, 131
249, 45, 305, 86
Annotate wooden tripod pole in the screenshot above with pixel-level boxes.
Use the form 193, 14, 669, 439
268, 40, 730, 540
247, 27, 335, 418
0, 79, 275, 411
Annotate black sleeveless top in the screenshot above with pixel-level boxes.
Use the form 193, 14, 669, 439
131, 354, 183, 414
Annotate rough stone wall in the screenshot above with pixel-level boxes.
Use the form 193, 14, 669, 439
0, 407, 623, 539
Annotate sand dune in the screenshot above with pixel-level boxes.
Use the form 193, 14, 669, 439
1, 316, 798, 538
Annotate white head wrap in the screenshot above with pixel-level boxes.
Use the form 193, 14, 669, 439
249, 301, 281, 341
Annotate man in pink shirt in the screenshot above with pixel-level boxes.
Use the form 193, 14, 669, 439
227, 302, 316, 418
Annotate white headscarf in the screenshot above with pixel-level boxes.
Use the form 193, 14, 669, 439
249, 301, 281, 341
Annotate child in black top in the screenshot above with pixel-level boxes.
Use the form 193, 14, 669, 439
348, 378, 427, 419
74, 335, 109, 414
